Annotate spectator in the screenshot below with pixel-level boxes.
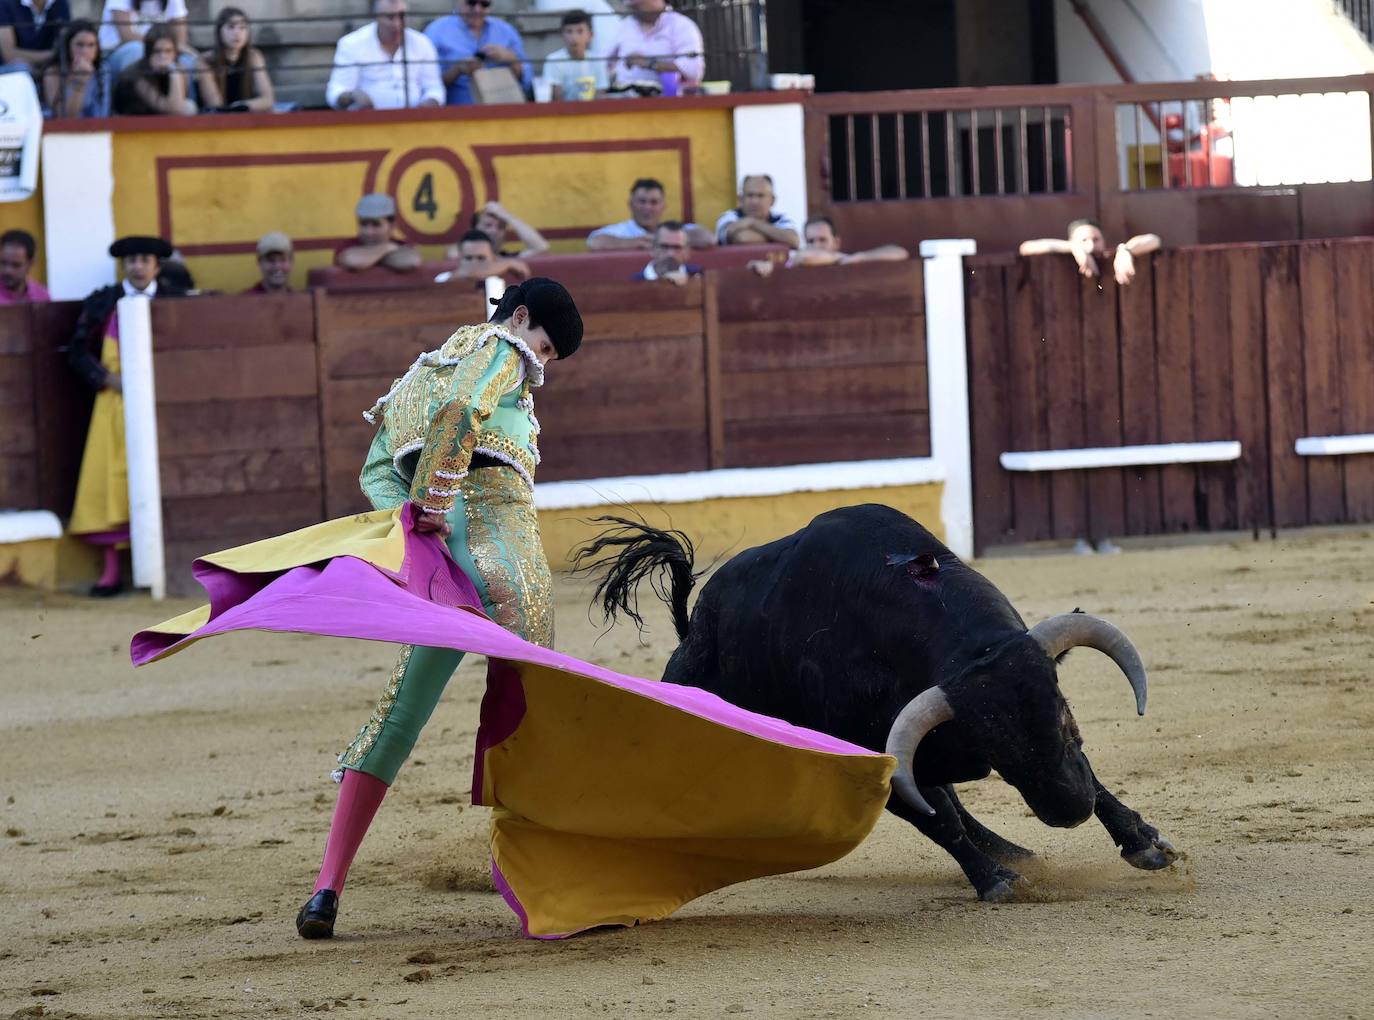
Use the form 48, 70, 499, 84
587, 177, 713, 251
99, 0, 191, 78
544, 10, 607, 102
0, 0, 71, 70
66, 235, 186, 597
42, 19, 111, 119
244, 232, 293, 294
448, 200, 548, 259
633, 221, 701, 286
425, 0, 531, 106
335, 193, 422, 273
1019, 219, 1161, 286
326, 0, 443, 111
112, 24, 195, 116
748, 216, 909, 276
195, 7, 274, 113
715, 174, 800, 249
438, 229, 530, 284
607, 0, 703, 91
0, 229, 49, 304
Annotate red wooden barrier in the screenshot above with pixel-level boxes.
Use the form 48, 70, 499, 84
965, 239, 1374, 552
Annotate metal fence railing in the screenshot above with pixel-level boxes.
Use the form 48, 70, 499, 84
1336, 0, 1374, 45
27, 2, 769, 116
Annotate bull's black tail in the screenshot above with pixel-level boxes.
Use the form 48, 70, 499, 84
570, 515, 701, 641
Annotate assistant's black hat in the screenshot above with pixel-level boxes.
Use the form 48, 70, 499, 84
109, 236, 173, 259
490, 277, 583, 360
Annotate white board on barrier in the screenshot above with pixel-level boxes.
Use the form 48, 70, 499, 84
0, 71, 42, 202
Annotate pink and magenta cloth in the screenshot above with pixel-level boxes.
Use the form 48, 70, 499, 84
132, 505, 895, 937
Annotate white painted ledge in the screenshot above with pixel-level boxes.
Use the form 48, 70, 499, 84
1000, 441, 1242, 472
1295, 433, 1374, 456
0, 510, 62, 543
535, 458, 946, 511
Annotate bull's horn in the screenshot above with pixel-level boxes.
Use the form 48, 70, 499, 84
885, 687, 955, 816
1028, 613, 1148, 716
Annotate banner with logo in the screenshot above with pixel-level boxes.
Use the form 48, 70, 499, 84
0, 70, 42, 203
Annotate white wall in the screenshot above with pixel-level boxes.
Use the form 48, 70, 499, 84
1057, 0, 1374, 82
1061, 0, 1374, 186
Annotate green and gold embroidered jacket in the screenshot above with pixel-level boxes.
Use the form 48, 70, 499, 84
358, 323, 544, 516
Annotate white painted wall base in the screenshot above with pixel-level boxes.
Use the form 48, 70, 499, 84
1295, 434, 1374, 456
1000, 441, 1242, 472
118, 297, 166, 600
535, 457, 945, 511
920, 238, 977, 562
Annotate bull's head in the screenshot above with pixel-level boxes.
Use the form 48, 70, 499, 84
885, 614, 1147, 826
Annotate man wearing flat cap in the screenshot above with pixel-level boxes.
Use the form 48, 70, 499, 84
245, 232, 295, 294
334, 193, 421, 274
66, 235, 188, 596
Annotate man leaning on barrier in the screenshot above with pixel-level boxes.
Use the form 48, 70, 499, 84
1019, 218, 1161, 286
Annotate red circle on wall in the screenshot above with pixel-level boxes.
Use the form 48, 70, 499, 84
386, 147, 476, 245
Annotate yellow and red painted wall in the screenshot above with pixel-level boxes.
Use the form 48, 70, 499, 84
33, 95, 807, 297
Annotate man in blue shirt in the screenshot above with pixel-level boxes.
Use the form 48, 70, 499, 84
423, 0, 531, 105
0, 0, 72, 69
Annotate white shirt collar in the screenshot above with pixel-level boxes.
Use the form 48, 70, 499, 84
641, 260, 659, 281
123, 278, 158, 298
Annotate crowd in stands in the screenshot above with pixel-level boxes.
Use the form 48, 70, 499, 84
0, 0, 712, 118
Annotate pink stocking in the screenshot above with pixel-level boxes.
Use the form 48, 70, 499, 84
97, 545, 121, 588
314, 769, 388, 894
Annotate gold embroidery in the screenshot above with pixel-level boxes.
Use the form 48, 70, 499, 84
461, 467, 553, 647
338, 644, 414, 768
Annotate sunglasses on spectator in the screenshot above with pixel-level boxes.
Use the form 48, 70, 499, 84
465, 0, 493, 7
657, 242, 689, 251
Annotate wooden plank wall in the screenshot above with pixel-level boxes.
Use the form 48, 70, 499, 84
150, 294, 323, 594
0, 301, 89, 518
965, 240, 1374, 553
315, 288, 489, 517
713, 261, 929, 467
534, 280, 711, 481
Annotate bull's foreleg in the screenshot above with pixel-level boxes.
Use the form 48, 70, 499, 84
886, 785, 1025, 902
944, 785, 1035, 865
1092, 776, 1177, 870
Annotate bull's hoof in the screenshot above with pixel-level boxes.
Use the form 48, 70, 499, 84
977, 866, 1026, 902
1122, 835, 1177, 871
980, 879, 1018, 902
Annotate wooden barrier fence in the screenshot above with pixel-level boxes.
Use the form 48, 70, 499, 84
0, 263, 923, 592
965, 238, 1374, 552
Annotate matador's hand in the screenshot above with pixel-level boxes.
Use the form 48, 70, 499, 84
411, 503, 452, 539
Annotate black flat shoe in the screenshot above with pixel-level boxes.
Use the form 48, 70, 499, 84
295, 889, 338, 939
89, 583, 122, 598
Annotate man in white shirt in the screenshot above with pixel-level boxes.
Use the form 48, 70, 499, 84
587, 177, 713, 250
326, 0, 444, 111
714, 174, 800, 248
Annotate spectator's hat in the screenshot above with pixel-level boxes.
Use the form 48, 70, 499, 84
109, 236, 173, 259
356, 193, 397, 219
491, 277, 583, 360
256, 231, 293, 257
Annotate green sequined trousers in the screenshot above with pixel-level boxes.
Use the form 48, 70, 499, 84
337, 466, 553, 785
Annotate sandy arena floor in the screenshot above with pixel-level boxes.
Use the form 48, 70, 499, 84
2, 526, 1373, 1019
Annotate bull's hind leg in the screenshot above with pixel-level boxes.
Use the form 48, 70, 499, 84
944, 785, 1035, 865
1093, 776, 1177, 870
887, 785, 1025, 902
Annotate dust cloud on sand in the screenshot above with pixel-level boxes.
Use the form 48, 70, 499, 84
2, 528, 1372, 1018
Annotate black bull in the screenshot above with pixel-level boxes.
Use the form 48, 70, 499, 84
575, 503, 1177, 901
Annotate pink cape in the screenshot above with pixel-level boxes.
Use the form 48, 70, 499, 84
132, 506, 895, 937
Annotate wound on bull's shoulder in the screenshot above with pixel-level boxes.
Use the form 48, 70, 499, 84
885, 551, 940, 581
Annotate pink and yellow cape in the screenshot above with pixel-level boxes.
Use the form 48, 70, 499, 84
132, 506, 895, 938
